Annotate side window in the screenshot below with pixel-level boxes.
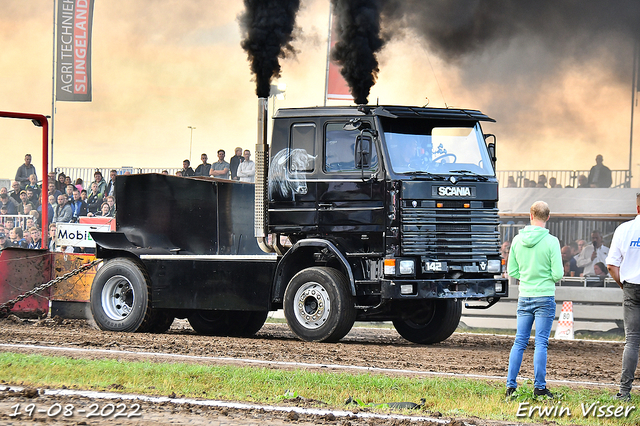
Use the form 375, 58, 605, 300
325, 122, 377, 172
290, 123, 316, 172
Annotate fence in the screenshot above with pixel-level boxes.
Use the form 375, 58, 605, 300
496, 169, 630, 188
0, 214, 34, 231
500, 219, 624, 247
52, 167, 180, 189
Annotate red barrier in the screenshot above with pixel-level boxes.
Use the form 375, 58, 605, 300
0, 248, 52, 317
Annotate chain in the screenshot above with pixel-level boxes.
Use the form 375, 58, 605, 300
0, 258, 102, 318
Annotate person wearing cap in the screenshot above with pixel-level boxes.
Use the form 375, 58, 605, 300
15, 154, 37, 189
17, 190, 32, 215
92, 170, 107, 196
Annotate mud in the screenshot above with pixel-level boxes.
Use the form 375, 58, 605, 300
0, 317, 624, 425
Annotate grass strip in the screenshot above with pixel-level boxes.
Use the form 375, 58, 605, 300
0, 352, 636, 425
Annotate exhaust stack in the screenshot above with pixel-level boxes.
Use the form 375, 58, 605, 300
255, 97, 273, 253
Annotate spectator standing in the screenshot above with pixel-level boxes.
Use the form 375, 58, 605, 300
501, 240, 511, 278
229, 147, 244, 181
506, 176, 517, 187
105, 170, 117, 199
236, 150, 256, 183
55, 173, 67, 192
48, 223, 58, 251
548, 177, 562, 188
74, 178, 84, 192
561, 245, 579, 277
505, 201, 562, 399
210, 149, 230, 179
576, 230, 609, 276
47, 181, 62, 200
70, 188, 88, 222
10, 227, 28, 248
10, 181, 21, 204
28, 227, 41, 249
588, 154, 612, 188
86, 182, 103, 215
536, 175, 547, 188
26, 173, 41, 195
53, 194, 72, 223
181, 160, 195, 177
105, 195, 116, 217
606, 193, 640, 401
15, 154, 37, 189
92, 170, 107, 196
194, 153, 211, 177
0, 193, 17, 215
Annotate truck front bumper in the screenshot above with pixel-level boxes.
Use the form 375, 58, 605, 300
380, 277, 508, 300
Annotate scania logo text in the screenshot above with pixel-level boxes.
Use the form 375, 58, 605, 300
438, 186, 472, 197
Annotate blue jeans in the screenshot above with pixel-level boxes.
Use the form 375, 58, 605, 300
621, 284, 640, 394
507, 296, 556, 389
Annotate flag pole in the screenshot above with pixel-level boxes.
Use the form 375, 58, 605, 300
629, 40, 638, 187
50, 0, 57, 173
323, 3, 333, 107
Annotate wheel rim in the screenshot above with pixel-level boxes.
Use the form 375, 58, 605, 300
293, 282, 331, 330
101, 275, 135, 321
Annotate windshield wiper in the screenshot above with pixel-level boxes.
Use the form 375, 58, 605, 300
404, 171, 447, 180
449, 169, 489, 181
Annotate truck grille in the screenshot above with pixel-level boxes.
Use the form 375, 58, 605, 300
401, 205, 501, 261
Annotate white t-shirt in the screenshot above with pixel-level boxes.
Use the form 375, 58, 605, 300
606, 215, 640, 284
237, 160, 255, 183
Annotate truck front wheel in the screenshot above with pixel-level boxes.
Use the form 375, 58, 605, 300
392, 299, 462, 344
90, 258, 155, 332
284, 267, 355, 343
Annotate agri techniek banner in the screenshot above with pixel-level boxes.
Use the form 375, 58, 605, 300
56, 0, 95, 102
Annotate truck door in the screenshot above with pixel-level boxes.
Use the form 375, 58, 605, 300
268, 122, 318, 232
317, 121, 385, 249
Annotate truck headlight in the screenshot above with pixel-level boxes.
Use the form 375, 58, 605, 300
399, 260, 415, 275
487, 259, 501, 273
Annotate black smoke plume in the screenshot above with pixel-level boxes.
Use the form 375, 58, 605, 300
239, 0, 300, 98
331, 0, 385, 105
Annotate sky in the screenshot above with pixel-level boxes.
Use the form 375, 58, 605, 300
1, 0, 638, 186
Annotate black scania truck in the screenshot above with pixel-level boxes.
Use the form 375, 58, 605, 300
90, 101, 507, 344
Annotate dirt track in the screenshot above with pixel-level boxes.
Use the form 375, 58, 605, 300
0, 317, 625, 425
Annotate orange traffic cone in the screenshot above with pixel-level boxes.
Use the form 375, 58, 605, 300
554, 301, 574, 340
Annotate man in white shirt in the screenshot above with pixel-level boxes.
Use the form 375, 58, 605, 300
576, 230, 609, 276
236, 150, 256, 183
606, 193, 640, 401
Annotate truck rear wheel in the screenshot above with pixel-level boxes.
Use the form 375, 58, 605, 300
90, 258, 155, 332
283, 267, 355, 343
392, 299, 462, 344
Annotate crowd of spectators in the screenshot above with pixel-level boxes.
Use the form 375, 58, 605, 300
1, 149, 257, 252
502, 229, 612, 284
0, 154, 118, 252
505, 154, 614, 188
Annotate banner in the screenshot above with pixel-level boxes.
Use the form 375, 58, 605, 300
57, 223, 111, 248
326, 13, 353, 102
56, 0, 95, 102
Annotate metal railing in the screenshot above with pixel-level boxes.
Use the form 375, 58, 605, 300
52, 167, 180, 189
500, 221, 621, 247
1, 214, 35, 231
497, 169, 630, 188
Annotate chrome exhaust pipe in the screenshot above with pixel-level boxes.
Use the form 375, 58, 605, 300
255, 97, 273, 253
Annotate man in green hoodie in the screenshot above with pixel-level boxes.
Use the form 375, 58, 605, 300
505, 201, 563, 398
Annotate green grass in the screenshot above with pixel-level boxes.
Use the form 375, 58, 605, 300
0, 352, 637, 425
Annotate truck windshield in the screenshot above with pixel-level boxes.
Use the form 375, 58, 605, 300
380, 119, 494, 176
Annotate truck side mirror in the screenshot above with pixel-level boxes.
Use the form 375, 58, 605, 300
355, 135, 372, 169
484, 134, 497, 167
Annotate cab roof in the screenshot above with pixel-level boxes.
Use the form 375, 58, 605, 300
273, 105, 495, 122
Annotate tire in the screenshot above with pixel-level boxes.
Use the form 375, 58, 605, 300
142, 311, 174, 334
90, 258, 155, 332
393, 299, 462, 344
187, 310, 248, 336
283, 267, 356, 343
240, 311, 269, 336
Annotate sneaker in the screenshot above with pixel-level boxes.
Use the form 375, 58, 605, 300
505, 387, 516, 398
615, 392, 631, 402
534, 388, 554, 398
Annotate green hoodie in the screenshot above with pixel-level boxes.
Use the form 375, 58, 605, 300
507, 225, 563, 297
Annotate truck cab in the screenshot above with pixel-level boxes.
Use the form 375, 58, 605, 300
263, 105, 507, 343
